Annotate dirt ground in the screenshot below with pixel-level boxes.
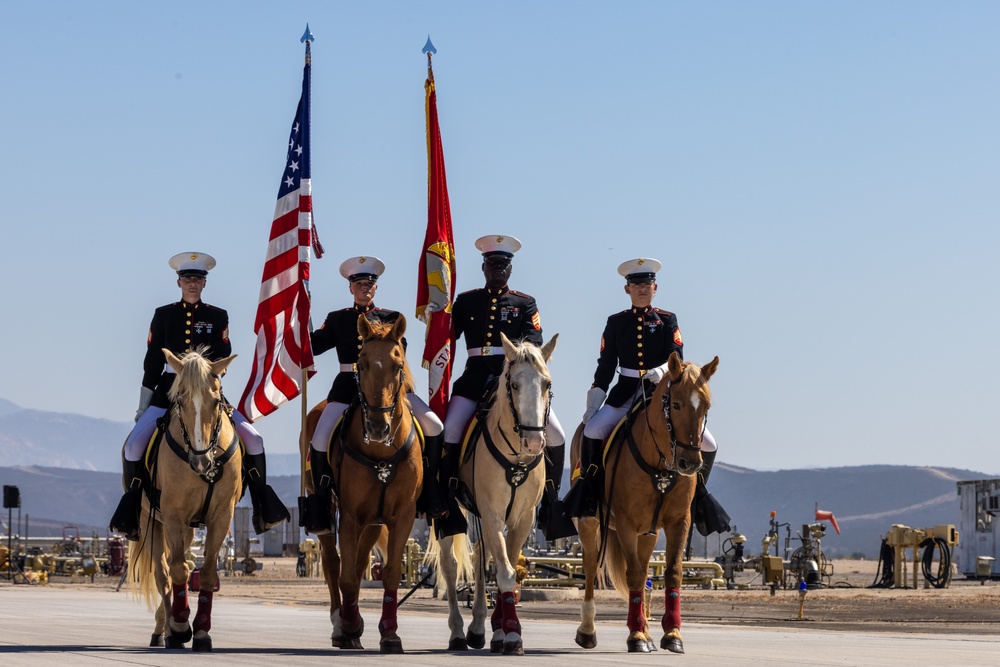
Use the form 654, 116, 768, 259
13, 558, 999, 636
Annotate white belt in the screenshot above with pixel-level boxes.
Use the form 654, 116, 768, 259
619, 367, 648, 378
339, 363, 357, 373
467, 346, 504, 357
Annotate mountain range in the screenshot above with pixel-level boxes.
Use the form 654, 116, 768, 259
0, 399, 992, 560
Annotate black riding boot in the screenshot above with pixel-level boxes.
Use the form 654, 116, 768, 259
691, 450, 732, 536
565, 436, 603, 518
301, 446, 334, 534
245, 452, 290, 535
432, 440, 468, 538
109, 459, 144, 541
538, 444, 577, 540
418, 433, 449, 519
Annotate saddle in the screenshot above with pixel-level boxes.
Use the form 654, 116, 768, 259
571, 392, 653, 483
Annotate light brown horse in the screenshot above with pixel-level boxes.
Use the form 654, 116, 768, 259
128, 348, 241, 652
572, 352, 718, 654
428, 332, 558, 655
304, 315, 422, 653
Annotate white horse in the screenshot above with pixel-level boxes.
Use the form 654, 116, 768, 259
428, 332, 558, 655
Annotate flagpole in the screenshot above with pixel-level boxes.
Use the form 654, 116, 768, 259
298, 24, 315, 500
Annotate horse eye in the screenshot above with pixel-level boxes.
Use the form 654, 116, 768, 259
672, 402, 681, 410
511, 382, 519, 391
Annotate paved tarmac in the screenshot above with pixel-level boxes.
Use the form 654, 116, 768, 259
0, 587, 996, 665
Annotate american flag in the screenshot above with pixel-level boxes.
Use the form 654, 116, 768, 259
239, 47, 321, 421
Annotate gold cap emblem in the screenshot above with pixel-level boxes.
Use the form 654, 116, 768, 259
637, 258, 645, 266
359, 256, 367, 264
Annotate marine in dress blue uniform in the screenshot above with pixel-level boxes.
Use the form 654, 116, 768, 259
301, 256, 444, 534
429, 235, 571, 540
111, 253, 290, 540
566, 258, 728, 534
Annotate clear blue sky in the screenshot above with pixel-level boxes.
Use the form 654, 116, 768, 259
2, 2, 998, 473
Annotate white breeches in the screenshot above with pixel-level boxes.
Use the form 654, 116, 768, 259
124, 406, 264, 461
583, 398, 717, 452
444, 395, 565, 447
311, 393, 444, 453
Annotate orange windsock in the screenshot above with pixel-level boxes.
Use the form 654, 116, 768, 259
816, 509, 840, 535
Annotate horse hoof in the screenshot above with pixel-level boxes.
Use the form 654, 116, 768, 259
575, 631, 597, 649
164, 635, 186, 650
502, 639, 524, 656
627, 637, 651, 653
192, 635, 213, 652
661, 636, 684, 654
380, 639, 404, 654
149, 633, 164, 648
169, 624, 192, 645
490, 639, 504, 653
448, 637, 469, 651
466, 631, 485, 650
337, 637, 364, 650
646, 638, 658, 652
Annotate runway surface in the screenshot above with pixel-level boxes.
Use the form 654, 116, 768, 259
0, 587, 995, 665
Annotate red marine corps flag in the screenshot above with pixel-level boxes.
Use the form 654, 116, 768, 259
416, 38, 457, 419
240, 27, 323, 421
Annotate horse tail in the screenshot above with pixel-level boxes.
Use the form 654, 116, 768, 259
127, 513, 160, 610
602, 529, 632, 601
372, 525, 389, 561
423, 522, 474, 583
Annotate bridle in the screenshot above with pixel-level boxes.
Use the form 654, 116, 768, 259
167, 375, 236, 483
503, 360, 553, 436
354, 355, 405, 446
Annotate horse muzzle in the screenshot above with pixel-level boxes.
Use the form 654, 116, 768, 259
675, 454, 702, 477
519, 432, 545, 457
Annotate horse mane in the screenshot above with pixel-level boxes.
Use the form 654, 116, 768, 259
502, 339, 552, 380
363, 320, 416, 395
167, 346, 215, 403
676, 360, 712, 405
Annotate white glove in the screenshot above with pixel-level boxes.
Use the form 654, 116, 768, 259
645, 364, 668, 385
582, 387, 606, 424
135, 386, 154, 423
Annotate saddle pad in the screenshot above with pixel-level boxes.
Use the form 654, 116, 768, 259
571, 394, 652, 482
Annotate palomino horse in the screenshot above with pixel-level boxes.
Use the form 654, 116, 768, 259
305, 315, 422, 653
129, 348, 241, 652
572, 352, 718, 654
430, 332, 558, 656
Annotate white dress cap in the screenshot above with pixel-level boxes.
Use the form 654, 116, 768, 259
474, 234, 522, 257
339, 255, 386, 281
617, 257, 663, 282
168, 252, 217, 277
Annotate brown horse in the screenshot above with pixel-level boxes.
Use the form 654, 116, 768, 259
128, 348, 241, 652
572, 352, 718, 654
304, 315, 421, 653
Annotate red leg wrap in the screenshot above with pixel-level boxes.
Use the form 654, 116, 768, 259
171, 583, 190, 623
490, 599, 503, 632
193, 591, 213, 634
340, 596, 360, 624
499, 590, 521, 635
626, 590, 647, 634
662, 587, 681, 631
378, 589, 399, 634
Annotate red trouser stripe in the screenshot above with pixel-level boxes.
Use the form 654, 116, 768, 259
663, 587, 681, 631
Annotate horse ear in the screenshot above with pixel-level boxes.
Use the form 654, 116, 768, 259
357, 314, 374, 338
666, 351, 684, 381
163, 348, 183, 374
540, 333, 558, 363
210, 354, 238, 377
701, 356, 719, 381
500, 332, 518, 359
390, 314, 407, 341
